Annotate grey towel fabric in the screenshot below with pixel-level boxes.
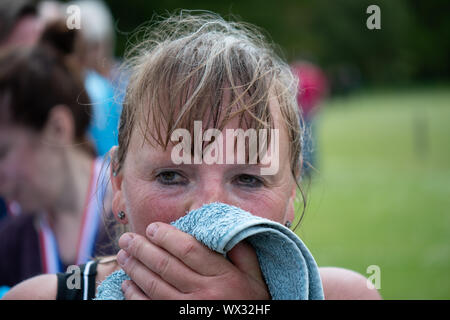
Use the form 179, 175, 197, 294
96, 202, 324, 300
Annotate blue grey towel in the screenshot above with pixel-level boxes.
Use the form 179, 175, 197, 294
95, 202, 324, 300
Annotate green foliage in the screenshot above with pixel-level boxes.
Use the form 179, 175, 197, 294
104, 0, 449, 87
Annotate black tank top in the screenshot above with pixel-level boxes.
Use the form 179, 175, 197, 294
56, 260, 99, 300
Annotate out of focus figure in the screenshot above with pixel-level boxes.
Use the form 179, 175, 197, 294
0, 0, 43, 49
291, 61, 329, 178
38, 0, 125, 156
0, 22, 115, 289
0, 0, 43, 220
69, 0, 125, 156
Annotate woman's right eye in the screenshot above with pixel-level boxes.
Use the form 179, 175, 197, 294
156, 171, 188, 186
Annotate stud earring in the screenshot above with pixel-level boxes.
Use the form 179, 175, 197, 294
285, 221, 292, 228
118, 211, 126, 220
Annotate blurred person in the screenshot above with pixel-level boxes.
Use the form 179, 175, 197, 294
38, 0, 124, 156
0, 22, 116, 290
0, 0, 43, 49
70, 0, 115, 79
37, 0, 66, 26
69, 0, 125, 156
3, 12, 380, 300
291, 61, 329, 178
0, 0, 44, 220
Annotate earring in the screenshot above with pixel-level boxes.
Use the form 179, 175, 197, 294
118, 211, 126, 220
285, 221, 292, 228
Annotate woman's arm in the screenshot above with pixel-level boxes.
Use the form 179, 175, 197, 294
319, 267, 382, 300
2, 274, 57, 300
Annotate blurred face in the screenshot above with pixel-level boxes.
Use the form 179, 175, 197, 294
0, 124, 61, 213
3, 15, 43, 47
112, 98, 297, 236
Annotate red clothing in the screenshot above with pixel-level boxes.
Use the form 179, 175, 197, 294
291, 62, 328, 119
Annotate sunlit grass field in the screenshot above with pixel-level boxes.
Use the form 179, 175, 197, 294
294, 86, 450, 299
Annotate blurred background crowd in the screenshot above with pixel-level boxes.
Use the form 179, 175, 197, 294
0, 0, 449, 299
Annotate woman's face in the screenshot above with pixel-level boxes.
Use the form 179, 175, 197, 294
112, 99, 298, 236
0, 124, 62, 213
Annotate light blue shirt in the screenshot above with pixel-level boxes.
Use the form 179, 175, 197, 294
85, 71, 123, 156
0, 286, 10, 299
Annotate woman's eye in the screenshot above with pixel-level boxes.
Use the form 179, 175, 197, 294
156, 171, 187, 185
235, 174, 263, 188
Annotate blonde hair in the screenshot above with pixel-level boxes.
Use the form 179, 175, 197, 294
114, 11, 304, 181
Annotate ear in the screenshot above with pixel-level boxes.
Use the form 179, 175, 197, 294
110, 146, 128, 224
285, 180, 297, 224
42, 105, 74, 145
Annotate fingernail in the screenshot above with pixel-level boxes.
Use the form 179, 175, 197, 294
117, 250, 130, 266
120, 233, 133, 249
146, 223, 158, 238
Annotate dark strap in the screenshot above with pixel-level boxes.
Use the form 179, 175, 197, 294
56, 260, 99, 300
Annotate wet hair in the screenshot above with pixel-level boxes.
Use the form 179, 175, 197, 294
113, 11, 307, 228
115, 11, 303, 176
0, 21, 93, 154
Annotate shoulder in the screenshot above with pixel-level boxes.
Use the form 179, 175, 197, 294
2, 257, 120, 301
319, 267, 382, 300
2, 274, 57, 300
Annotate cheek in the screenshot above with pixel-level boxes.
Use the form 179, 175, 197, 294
123, 178, 187, 236
27, 147, 58, 194
122, 181, 293, 235
7, 145, 38, 187
235, 190, 290, 223
2, 146, 43, 209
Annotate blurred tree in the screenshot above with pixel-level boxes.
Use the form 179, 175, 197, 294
96, 0, 449, 91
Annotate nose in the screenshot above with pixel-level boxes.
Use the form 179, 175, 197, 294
186, 176, 230, 213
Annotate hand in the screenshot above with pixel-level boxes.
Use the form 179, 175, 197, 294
116, 223, 270, 300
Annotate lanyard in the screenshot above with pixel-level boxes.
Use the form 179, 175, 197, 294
38, 160, 102, 273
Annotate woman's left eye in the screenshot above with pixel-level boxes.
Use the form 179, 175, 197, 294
234, 174, 264, 188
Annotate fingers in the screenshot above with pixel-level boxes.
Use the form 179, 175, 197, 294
117, 224, 269, 300
118, 232, 203, 293
121, 280, 147, 300
145, 223, 232, 276
227, 241, 265, 283
117, 248, 183, 299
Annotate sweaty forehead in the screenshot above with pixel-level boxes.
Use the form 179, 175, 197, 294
127, 94, 291, 164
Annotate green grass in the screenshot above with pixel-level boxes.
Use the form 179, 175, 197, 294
294, 86, 450, 299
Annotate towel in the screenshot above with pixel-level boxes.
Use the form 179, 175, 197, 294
95, 202, 324, 300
